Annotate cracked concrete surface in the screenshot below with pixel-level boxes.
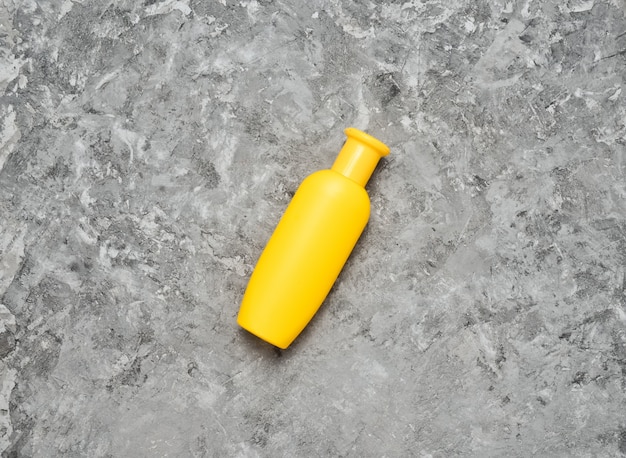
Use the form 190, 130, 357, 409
1, 0, 626, 456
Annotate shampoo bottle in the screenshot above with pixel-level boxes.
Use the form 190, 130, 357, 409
237, 128, 390, 349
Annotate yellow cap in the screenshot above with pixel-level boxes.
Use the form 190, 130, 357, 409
331, 128, 390, 187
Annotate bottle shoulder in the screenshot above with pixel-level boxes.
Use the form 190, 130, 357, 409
303, 169, 370, 200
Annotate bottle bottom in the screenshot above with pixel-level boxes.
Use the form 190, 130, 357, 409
237, 314, 291, 349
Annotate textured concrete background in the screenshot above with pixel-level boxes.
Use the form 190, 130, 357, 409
1, 0, 626, 456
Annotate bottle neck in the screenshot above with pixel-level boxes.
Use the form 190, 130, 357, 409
331, 128, 390, 187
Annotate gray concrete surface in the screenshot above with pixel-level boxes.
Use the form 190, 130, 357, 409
1, 0, 626, 456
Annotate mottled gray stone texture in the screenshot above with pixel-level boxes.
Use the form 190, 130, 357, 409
1, 0, 626, 456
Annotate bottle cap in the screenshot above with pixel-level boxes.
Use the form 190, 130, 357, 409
331, 128, 390, 187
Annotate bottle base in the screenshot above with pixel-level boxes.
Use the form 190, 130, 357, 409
237, 315, 291, 350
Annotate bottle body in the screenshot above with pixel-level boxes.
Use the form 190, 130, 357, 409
237, 169, 370, 348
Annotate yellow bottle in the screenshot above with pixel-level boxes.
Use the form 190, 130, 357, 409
237, 128, 390, 349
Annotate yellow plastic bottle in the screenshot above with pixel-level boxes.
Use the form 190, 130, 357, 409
237, 128, 390, 349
